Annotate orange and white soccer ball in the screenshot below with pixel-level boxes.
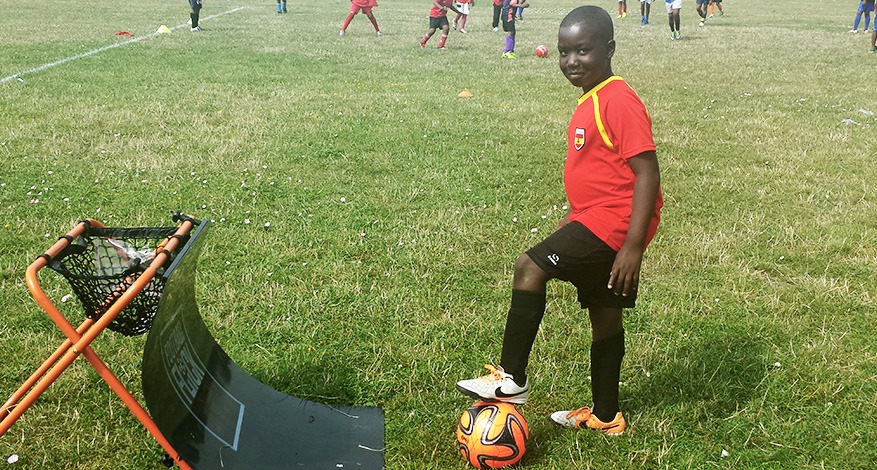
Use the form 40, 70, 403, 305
456, 401, 529, 469
535, 44, 549, 58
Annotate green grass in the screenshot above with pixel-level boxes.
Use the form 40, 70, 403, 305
2, 0, 876, 468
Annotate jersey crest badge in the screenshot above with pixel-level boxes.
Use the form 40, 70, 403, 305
574, 127, 585, 151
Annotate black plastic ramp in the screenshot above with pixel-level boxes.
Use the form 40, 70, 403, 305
141, 222, 385, 469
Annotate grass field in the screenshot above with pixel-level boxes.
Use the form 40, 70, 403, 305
2, 0, 876, 468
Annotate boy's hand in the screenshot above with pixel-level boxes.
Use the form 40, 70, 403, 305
608, 243, 643, 297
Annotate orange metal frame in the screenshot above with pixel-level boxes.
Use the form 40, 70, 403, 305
0, 218, 193, 469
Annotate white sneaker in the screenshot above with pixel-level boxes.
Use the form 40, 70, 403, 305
456, 365, 529, 405
376, 30, 382, 36
339, 29, 345, 36
191, 26, 202, 32
699, 21, 705, 27
493, 27, 499, 32
850, 29, 858, 33
460, 28, 467, 34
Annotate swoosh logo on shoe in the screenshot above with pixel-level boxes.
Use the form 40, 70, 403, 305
494, 387, 526, 398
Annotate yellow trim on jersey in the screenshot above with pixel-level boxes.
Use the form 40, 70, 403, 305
577, 76, 623, 151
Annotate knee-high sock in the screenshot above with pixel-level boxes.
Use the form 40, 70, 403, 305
591, 330, 625, 422
190, 12, 199, 28
341, 12, 356, 32
504, 35, 515, 53
439, 34, 448, 47
499, 290, 546, 385
865, 12, 872, 31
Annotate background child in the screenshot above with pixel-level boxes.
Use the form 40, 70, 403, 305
871, 22, 877, 51
666, 0, 682, 39
641, 0, 652, 25
851, 0, 876, 33
501, 0, 529, 59
420, 0, 462, 49
492, 0, 502, 32
276, 0, 287, 14
708, 0, 723, 17
456, 5, 662, 436
188, 0, 203, 32
618, 0, 628, 18
340, 0, 382, 36
453, 0, 474, 34
696, 0, 708, 26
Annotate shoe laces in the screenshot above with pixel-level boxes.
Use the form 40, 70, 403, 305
565, 407, 593, 424
479, 364, 507, 383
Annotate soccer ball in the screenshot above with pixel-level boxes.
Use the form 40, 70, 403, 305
456, 401, 529, 469
535, 44, 549, 58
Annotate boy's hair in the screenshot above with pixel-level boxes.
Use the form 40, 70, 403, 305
560, 5, 614, 42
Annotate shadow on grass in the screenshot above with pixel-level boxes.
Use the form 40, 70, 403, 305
629, 319, 769, 417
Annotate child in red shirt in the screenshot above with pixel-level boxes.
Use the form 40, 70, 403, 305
420, 0, 462, 49
457, 5, 662, 436
492, 0, 502, 31
340, 0, 382, 36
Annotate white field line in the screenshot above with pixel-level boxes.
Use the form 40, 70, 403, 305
1, 6, 246, 84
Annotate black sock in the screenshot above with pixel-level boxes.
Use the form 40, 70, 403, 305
191, 12, 199, 28
590, 329, 625, 422
499, 290, 546, 387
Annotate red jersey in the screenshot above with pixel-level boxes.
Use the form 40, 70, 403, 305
352, 0, 378, 6
564, 76, 662, 251
430, 0, 455, 17
493, 0, 502, 5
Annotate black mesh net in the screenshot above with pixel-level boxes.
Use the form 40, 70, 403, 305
47, 224, 186, 336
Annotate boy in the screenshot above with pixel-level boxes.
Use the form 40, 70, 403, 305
189, 0, 203, 32
421, 0, 462, 49
340, 0, 383, 37
452, 0, 474, 34
851, 0, 876, 33
456, 5, 662, 436
618, 0, 628, 18
492, 0, 502, 32
276, 0, 287, 14
501, 0, 529, 58
708, 0, 723, 17
641, 0, 652, 25
666, 0, 682, 39
695, 0, 708, 26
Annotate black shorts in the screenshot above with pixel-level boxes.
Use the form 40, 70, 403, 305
526, 221, 636, 309
429, 16, 450, 30
502, 17, 515, 33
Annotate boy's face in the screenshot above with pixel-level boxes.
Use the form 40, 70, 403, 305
557, 23, 615, 91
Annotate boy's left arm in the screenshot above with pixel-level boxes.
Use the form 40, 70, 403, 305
608, 150, 660, 297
